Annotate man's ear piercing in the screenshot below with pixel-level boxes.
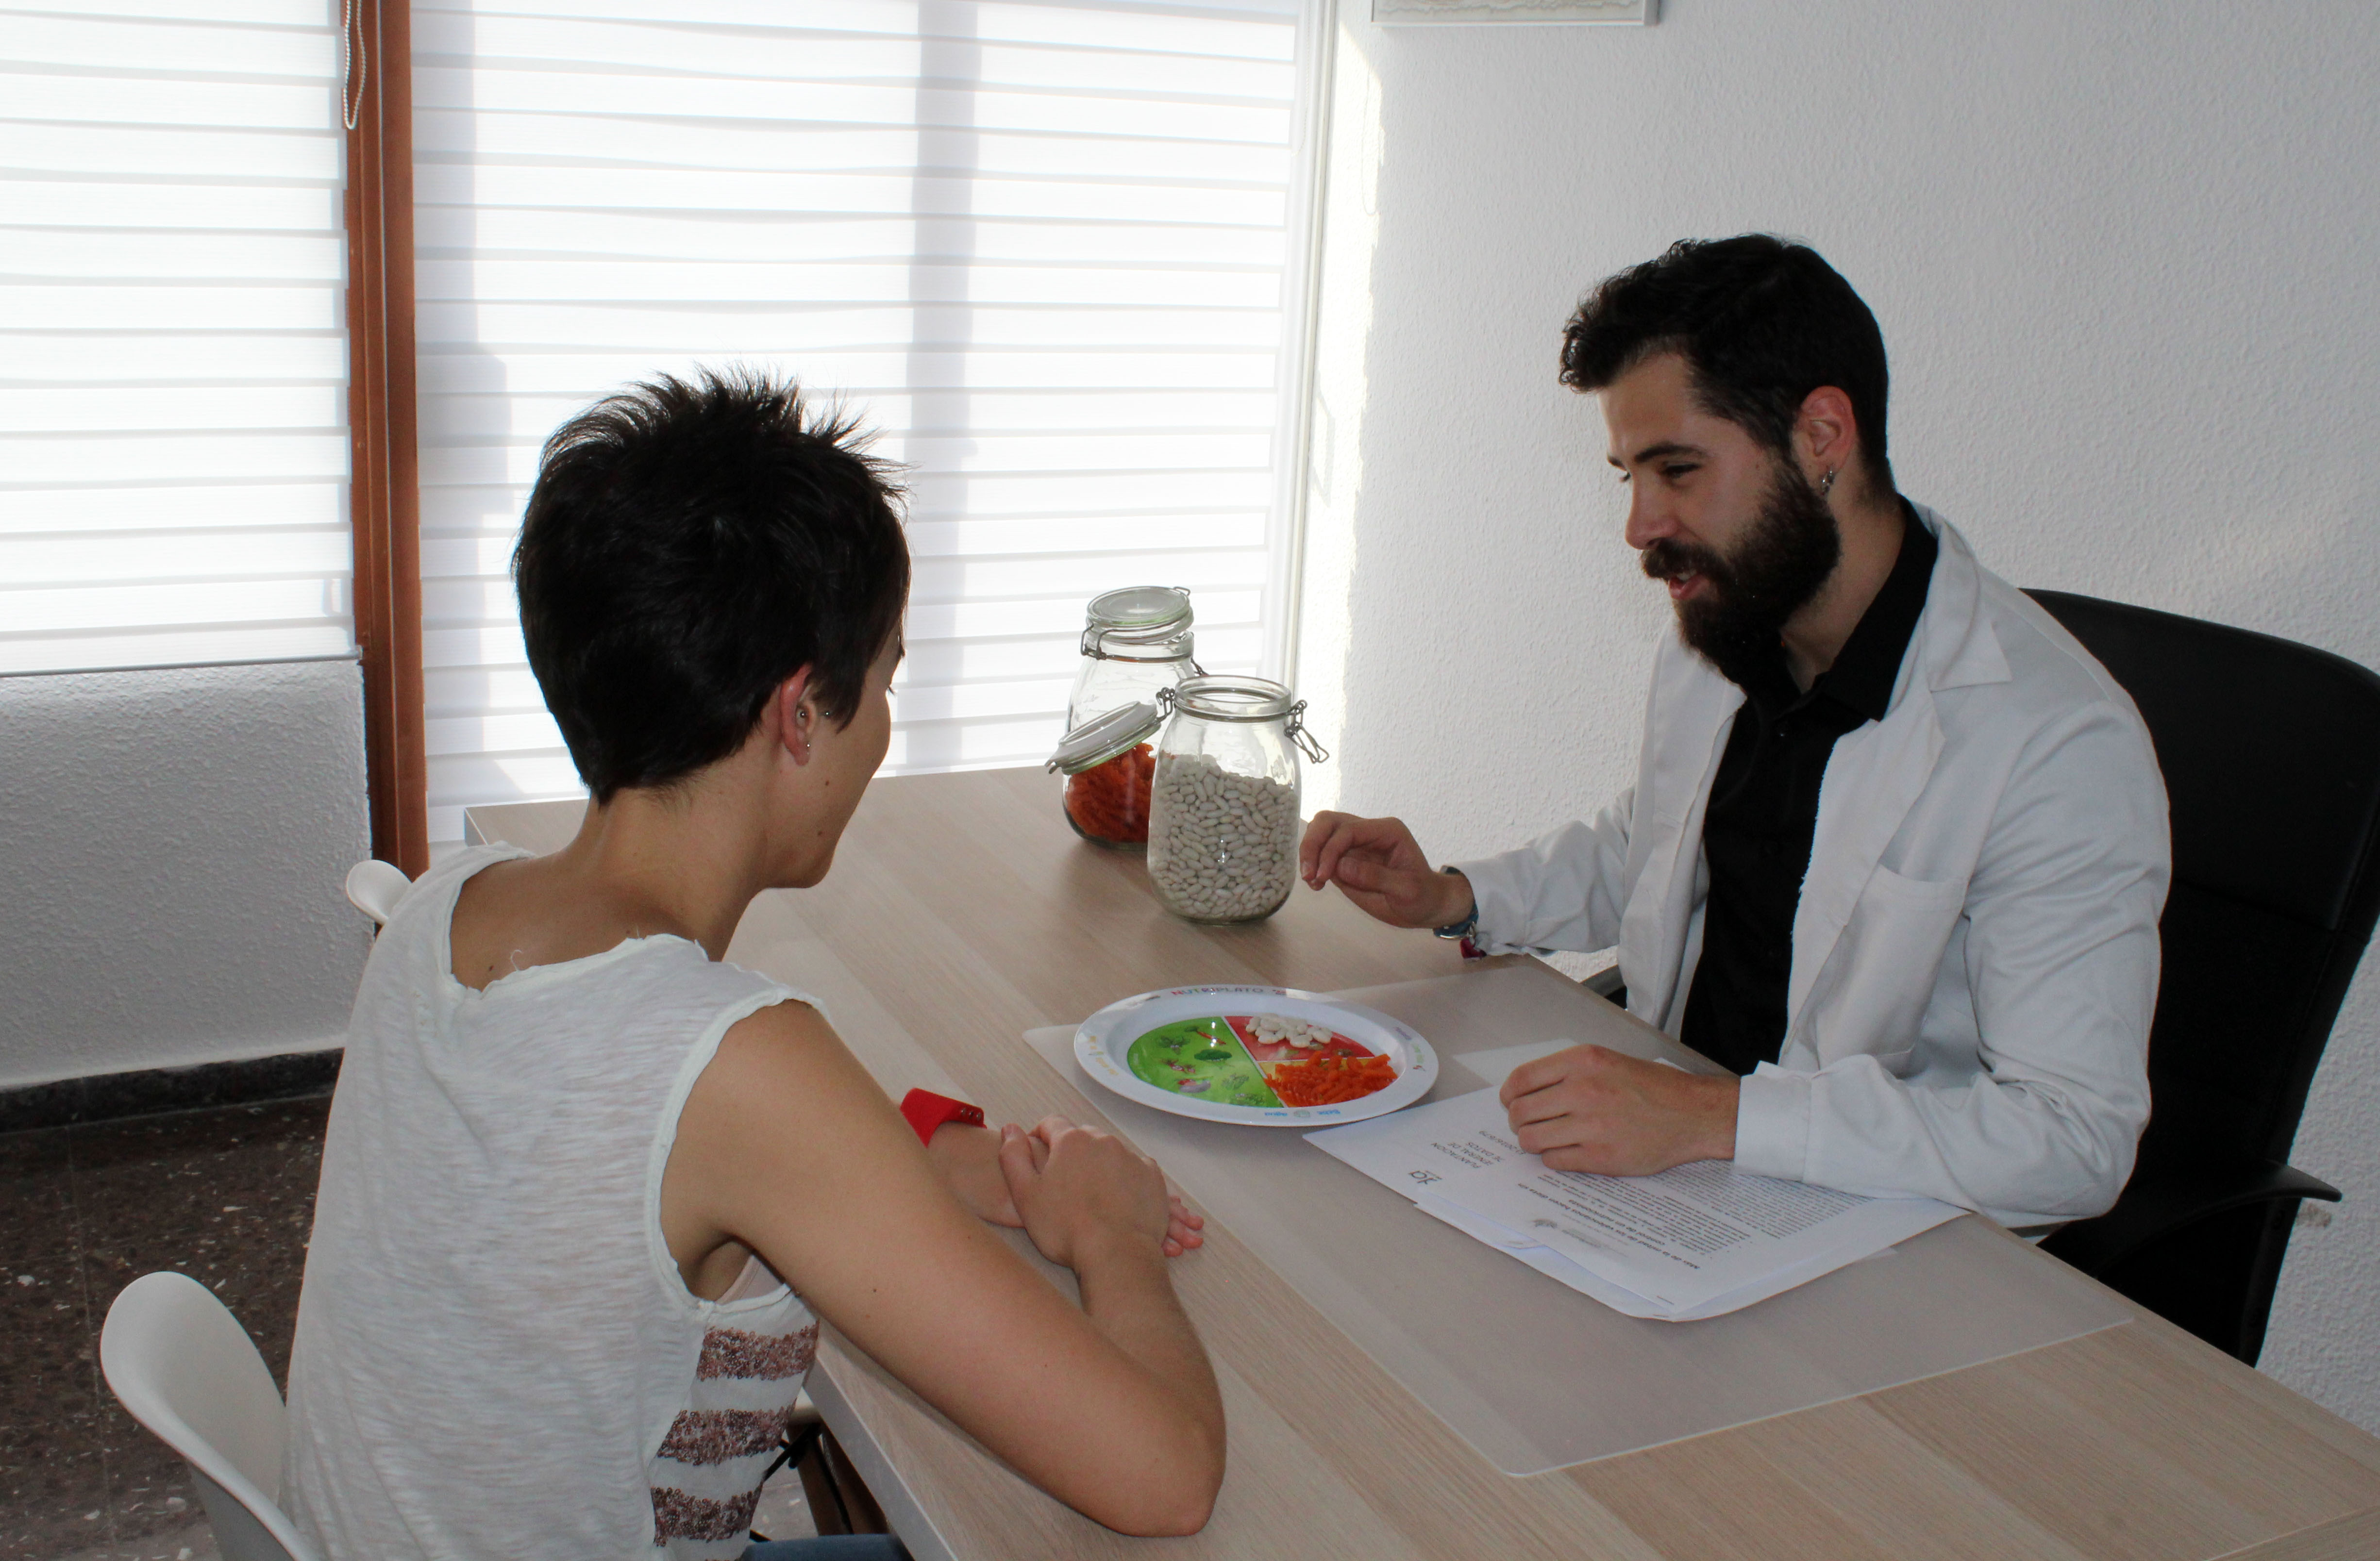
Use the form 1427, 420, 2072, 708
1818, 466, 1839, 498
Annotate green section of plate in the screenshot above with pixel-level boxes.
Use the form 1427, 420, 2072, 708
1126, 1016, 1282, 1110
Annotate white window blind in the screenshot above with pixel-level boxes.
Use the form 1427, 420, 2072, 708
0, 1, 354, 676
416, 0, 1316, 845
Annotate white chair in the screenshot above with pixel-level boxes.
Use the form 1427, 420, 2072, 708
100, 1271, 320, 1561
342, 858, 414, 927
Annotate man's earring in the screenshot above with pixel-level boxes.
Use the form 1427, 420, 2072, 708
1818, 466, 1839, 499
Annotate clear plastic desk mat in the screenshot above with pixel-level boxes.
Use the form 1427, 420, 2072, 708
1023, 963, 2130, 1475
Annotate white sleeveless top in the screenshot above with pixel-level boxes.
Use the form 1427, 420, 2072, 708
284, 847, 820, 1561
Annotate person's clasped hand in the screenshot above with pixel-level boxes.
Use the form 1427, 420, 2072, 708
1497, 1046, 1740, 1177
997, 1115, 1206, 1260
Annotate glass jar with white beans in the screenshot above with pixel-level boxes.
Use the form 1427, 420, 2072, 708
1146, 676, 1329, 924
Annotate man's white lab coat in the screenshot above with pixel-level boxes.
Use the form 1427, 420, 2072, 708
1453, 508, 2170, 1227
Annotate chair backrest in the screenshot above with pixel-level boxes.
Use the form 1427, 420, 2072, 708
100, 1271, 318, 1561
2025, 591, 2380, 1169
343, 858, 414, 926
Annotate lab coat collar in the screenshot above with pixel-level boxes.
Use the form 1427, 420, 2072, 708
1912, 506, 2011, 695
1784, 506, 2009, 1031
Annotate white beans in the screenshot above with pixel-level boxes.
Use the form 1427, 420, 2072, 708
1248, 1013, 1333, 1048
1147, 752, 1297, 922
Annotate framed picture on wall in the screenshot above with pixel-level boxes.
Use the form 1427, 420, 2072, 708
1372, 0, 1652, 23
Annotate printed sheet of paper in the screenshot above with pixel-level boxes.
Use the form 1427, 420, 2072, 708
1453, 1038, 1577, 1089
1407, 1190, 1684, 1318
1307, 1087, 1959, 1320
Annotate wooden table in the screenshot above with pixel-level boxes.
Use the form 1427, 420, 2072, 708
469, 768, 2380, 1561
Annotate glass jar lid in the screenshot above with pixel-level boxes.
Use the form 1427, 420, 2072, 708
1162, 676, 1330, 762
1046, 699, 1165, 775
1169, 674, 1291, 721
1082, 585, 1195, 661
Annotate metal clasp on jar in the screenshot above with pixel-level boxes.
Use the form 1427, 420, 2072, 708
1284, 699, 1329, 764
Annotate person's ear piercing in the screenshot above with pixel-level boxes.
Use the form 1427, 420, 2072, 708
1818, 466, 1839, 498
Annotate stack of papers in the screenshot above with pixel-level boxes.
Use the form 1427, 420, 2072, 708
1307, 1084, 1961, 1321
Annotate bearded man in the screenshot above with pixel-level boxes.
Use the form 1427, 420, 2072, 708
1300, 236, 2170, 1229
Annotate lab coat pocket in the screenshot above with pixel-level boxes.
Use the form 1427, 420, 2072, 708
1805, 864, 1968, 1069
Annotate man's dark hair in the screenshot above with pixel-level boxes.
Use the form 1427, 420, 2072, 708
1561, 235, 1894, 494
513, 367, 909, 802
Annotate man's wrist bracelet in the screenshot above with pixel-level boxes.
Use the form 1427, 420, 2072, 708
1432, 865, 1479, 941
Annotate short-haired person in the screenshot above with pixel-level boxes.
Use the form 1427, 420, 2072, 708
282, 371, 1224, 1560
1302, 236, 2170, 1229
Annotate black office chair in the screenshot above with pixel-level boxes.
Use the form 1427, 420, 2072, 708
2027, 590, 2380, 1364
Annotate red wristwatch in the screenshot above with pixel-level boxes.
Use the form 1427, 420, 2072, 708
899, 1087, 986, 1146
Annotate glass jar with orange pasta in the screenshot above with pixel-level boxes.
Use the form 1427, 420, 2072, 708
1051, 587, 1200, 848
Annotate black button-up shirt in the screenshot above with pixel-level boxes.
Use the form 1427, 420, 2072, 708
1681, 502, 1937, 1076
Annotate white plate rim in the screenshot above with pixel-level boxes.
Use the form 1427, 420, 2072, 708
1073, 984, 1436, 1127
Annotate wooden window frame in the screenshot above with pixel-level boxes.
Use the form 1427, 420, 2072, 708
343, 0, 428, 874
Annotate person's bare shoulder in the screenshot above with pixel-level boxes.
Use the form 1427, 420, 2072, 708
699, 996, 861, 1113
673, 996, 923, 1223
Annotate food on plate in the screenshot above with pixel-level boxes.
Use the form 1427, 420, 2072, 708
1244, 1013, 1335, 1048
1227, 1013, 1372, 1063
1124, 1011, 1401, 1110
1268, 1053, 1399, 1107
1126, 1016, 1283, 1108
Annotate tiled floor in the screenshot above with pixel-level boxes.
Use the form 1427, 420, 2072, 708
3, 1098, 330, 1561
1, 1097, 813, 1558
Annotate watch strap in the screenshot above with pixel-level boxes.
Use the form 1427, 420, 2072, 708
899, 1087, 987, 1146
1432, 864, 1480, 942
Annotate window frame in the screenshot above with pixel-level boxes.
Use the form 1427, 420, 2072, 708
344, 0, 430, 874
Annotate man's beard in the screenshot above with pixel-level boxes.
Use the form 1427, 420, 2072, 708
1640, 458, 1841, 680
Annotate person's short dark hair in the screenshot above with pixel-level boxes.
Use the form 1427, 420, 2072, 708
513, 367, 909, 802
1561, 235, 1894, 494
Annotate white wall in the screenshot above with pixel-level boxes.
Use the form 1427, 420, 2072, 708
0, 660, 373, 1088
1295, 3, 2380, 1426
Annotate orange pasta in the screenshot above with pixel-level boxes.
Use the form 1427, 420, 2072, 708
1063, 743, 1156, 844
1267, 1053, 1398, 1107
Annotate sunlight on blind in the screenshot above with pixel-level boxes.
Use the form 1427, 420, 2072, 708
0, 1, 354, 676
416, 0, 1309, 844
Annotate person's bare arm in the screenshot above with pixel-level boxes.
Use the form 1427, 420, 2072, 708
926, 1118, 1205, 1256
996, 1118, 1222, 1491
663, 1003, 1224, 1536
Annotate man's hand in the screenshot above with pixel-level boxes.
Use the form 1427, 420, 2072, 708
947, 1118, 1205, 1256
1498, 1046, 1740, 1176
1299, 812, 1474, 930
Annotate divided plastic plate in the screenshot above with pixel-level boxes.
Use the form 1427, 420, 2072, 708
1074, 984, 1437, 1127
